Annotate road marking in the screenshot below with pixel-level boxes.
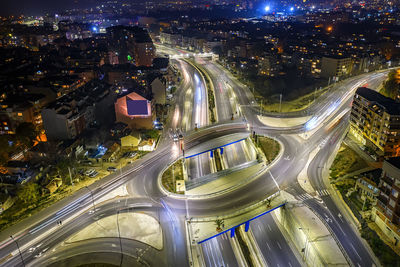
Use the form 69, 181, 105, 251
277, 242, 282, 250
350, 243, 362, 260
288, 262, 293, 267
266, 242, 271, 250
267, 224, 272, 231
258, 225, 262, 231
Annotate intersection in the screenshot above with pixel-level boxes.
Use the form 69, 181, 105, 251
0, 45, 390, 267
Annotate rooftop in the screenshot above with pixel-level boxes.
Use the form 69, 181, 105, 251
355, 87, 400, 115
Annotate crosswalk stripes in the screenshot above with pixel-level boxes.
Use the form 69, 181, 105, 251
317, 189, 330, 196
297, 193, 313, 201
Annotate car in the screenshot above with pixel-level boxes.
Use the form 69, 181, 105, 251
81, 160, 92, 165
85, 169, 95, 176
107, 167, 117, 172
173, 134, 179, 142
128, 152, 137, 158
178, 134, 183, 140
89, 171, 99, 178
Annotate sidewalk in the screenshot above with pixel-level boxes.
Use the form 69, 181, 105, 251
274, 194, 348, 266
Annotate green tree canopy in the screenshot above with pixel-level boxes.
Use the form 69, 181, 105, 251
381, 69, 400, 100
17, 183, 40, 204
15, 122, 38, 148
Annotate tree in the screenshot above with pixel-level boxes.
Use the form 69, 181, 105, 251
215, 219, 225, 232
15, 122, 38, 148
17, 183, 40, 204
381, 69, 400, 100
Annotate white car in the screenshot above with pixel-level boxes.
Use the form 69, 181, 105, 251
85, 169, 96, 176
89, 171, 99, 178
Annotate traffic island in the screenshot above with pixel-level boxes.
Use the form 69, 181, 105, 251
65, 212, 163, 250
161, 159, 185, 194
253, 135, 281, 164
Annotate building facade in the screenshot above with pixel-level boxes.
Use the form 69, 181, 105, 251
114, 91, 154, 129
374, 158, 400, 248
350, 87, 400, 158
320, 56, 353, 79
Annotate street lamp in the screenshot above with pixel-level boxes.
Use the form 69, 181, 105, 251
299, 227, 310, 262
85, 186, 96, 214
10, 235, 25, 267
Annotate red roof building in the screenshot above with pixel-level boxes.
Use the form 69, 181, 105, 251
114, 92, 154, 129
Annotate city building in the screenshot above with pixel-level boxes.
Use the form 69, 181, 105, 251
134, 40, 156, 67
374, 158, 400, 248
41, 80, 115, 140
355, 169, 381, 203
150, 77, 167, 105
320, 56, 353, 79
350, 87, 400, 159
114, 91, 154, 129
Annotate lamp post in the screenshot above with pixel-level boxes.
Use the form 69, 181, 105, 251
85, 186, 96, 214
10, 235, 25, 267
299, 227, 310, 262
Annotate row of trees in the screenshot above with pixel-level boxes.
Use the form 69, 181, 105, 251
381, 69, 400, 100
0, 122, 39, 166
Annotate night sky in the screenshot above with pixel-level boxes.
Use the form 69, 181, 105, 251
1, 0, 97, 16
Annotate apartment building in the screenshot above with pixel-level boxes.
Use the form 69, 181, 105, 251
350, 87, 400, 158
320, 56, 353, 79
374, 158, 400, 247
41, 80, 115, 140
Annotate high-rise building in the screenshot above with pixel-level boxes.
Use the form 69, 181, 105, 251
350, 87, 400, 159
320, 56, 353, 79
374, 157, 400, 248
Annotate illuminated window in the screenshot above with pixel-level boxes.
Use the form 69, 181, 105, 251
17, 112, 22, 117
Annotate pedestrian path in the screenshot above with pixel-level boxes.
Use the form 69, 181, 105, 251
296, 193, 313, 201
317, 189, 330, 197
296, 189, 330, 201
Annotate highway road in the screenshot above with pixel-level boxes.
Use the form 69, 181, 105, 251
0, 45, 392, 267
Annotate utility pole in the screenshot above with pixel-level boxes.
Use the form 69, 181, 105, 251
314, 87, 317, 103
68, 167, 74, 186
85, 186, 96, 214
10, 235, 25, 267
362, 194, 367, 211
299, 228, 310, 263
279, 94, 282, 113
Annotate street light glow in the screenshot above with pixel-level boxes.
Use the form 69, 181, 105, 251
265, 5, 270, 12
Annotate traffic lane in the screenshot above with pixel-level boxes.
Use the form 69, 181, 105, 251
34, 238, 166, 267
305, 198, 374, 267
202, 233, 238, 267
7, 200, 163, 267
251, 213, 302, 267
306, 126, 376, 266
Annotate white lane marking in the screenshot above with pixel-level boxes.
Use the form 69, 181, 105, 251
258, 225, 262, 231
350, 243, 362, 260
267, 224, 272, 231
277, 242, 282, 250
266, 242, 271, 251
288, 262, 293, 267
